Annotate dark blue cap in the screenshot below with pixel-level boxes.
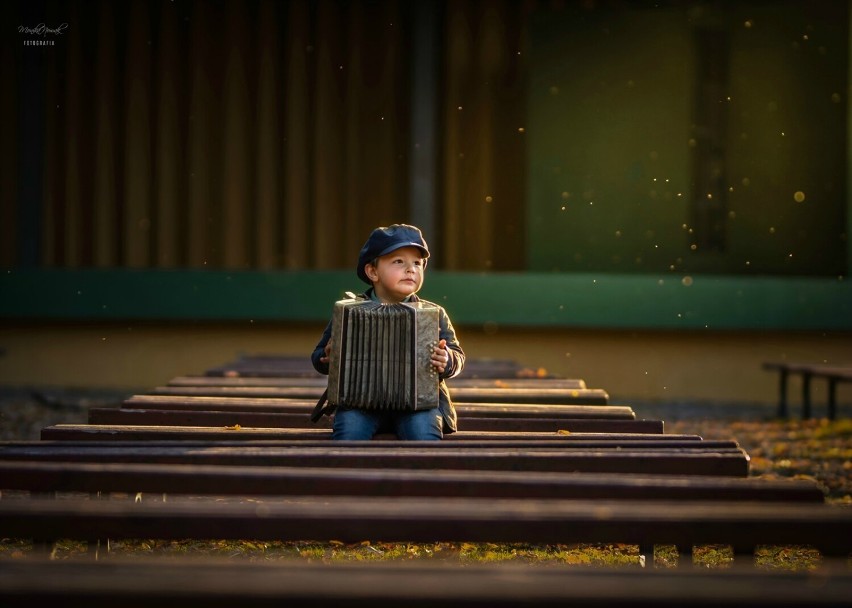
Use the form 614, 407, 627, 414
356, 224, 430, 284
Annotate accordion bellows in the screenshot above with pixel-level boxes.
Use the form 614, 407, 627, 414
327, 298, 440, 411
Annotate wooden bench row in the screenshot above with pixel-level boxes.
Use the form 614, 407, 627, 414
87, 408, 662, 434
1, 440, 752, 476
204, 354, 550, 380
148, 384, 612, 405
5, 357, 844, 580
169, 374, 591, 389
0, 458, 821, 501
124, 394, 631, 418
0, 494, 850, 557
762, 361, 852, 419
3, 557, 851, 607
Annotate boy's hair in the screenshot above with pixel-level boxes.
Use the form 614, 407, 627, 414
356, 224, 430, 284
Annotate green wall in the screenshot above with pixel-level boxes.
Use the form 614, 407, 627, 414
1, 269, 849, 331
527, 1, 848, 276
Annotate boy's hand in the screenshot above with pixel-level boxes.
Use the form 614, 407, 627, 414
320, 342, 332, 364
431, 339, 449, 374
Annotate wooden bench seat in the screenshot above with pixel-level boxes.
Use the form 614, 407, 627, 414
123, 395, 633, 419
204, 355, 539, 379
0, 459, 821, 501
0, 495, 849, 556
2, 434, 716, 450
45, 417, 668, 438
762, 361, 852, 419
4, 439, 751, 476
168, 374, 591, 390
2, 558, 851, 607
148, 385, 611, 405
89, 408, 648, 433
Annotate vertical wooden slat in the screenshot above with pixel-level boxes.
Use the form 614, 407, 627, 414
313, 0, 346, 268
363, 0, 406, 232
343, 1, 364, 249
154, 1, 182, 268
222, 0, 251, 269
187, 2, 216, 267
409, 0, 439, 247
441, 0, 527, 271
386, 1, 408, 230
255, 0, 280, 269
123, 0, 152, 268
41, 27, 61, 267
0, 4, 18, 267
56, 5, 83, 268
283, 0, 311, 269
473, 1, 502, 269
442, 1, 472, 269
94, 1, 117, 267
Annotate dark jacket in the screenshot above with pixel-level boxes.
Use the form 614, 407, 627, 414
310, 289, 465, 433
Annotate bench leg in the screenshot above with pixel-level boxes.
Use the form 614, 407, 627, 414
801, 373, 812, 420
87, 538, 102, 559
639, 544, 653, 567
828, 378, 838, 420
30, 490, 58, 558
89, 491, 110, 559
776, 369, 789, 418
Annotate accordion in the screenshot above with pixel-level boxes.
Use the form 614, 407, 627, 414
327, 297, 440, 411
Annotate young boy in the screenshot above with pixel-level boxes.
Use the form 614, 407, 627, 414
311, 223, 465, 440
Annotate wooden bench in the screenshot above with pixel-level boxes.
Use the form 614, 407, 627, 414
0, 458, 821, 501
0, 495, 849, 557
762, 361, 852, 419
3, 439, 751, 476
204, 355, 547, 380
2, 557, 850, 607
123, 394, 634, 419
148, 384, 612, 405
168, 374, 592, 390
88, 408, 657, 434
39, 418, 672, 440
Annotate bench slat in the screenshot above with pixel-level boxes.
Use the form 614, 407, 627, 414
204, 356, 537, 379
0, 497, 849, 555
2, 558, 852, 607
4, 440, 750, 476
0, 461, 822, 501
90, 409, 640, 432
125, 395, 634, 419
169, 375, 591, 390
43, 419, 667, 439
149, 385, 611, 405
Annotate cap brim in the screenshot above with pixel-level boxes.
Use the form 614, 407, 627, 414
376, 243, 430, 258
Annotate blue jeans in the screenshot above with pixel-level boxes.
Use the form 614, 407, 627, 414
332, 407, 443, 441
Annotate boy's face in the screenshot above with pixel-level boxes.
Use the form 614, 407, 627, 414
364, 246, 426, 303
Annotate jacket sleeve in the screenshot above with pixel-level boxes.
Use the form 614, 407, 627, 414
310, 320, 333, 375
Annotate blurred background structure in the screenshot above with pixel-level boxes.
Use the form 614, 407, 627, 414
1, 0, 850, 407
